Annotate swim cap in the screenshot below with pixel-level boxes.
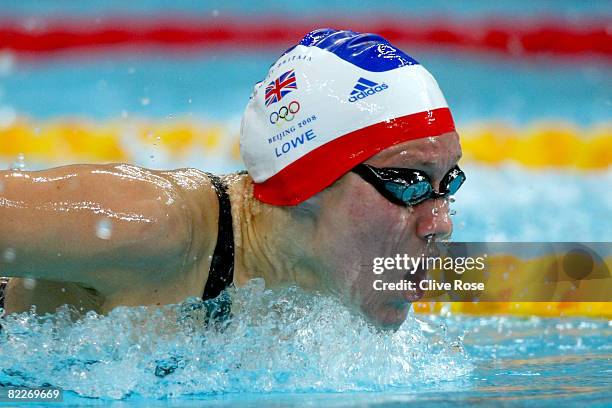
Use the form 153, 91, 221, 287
240, 28, 455, 205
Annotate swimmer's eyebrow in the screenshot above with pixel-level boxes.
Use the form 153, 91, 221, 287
402, 154, 463, 176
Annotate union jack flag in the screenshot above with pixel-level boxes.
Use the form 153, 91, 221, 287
265, 69, 297, 107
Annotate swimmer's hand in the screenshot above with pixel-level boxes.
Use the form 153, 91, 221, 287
0, 164, 213, 297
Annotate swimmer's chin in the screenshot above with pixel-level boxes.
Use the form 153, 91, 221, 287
362, 302, 411, 331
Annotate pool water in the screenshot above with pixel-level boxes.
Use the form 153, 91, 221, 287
0, 280, 610, 406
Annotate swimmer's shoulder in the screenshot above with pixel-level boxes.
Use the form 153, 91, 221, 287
158, 168, 220, 259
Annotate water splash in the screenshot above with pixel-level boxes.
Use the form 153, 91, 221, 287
0, 280, 470, 399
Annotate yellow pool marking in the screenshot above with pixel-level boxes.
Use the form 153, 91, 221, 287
414, 301, 612, 318
1, 118, 610, 169
460, 122, 612, 170
415, 253, 612, 318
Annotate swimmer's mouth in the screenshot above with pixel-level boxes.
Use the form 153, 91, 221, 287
402, 267, 426, 303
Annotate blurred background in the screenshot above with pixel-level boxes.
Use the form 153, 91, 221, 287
0, 1, 610, 244
2, 5, 611, 399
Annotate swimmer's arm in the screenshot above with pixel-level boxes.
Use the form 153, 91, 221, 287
0, 164, 209, 295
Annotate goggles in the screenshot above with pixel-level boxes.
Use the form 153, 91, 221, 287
351, 164, 466, 207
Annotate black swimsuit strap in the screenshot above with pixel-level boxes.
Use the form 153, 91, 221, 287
0, 277, 7, 314
202, 174, 235, 301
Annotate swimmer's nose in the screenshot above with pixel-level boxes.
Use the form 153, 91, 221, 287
414, 198, 452, 240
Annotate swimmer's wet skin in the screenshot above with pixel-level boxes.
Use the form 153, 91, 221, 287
0, 28, 462, 329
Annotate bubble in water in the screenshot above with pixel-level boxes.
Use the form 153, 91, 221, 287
10, 153, 26, 171
95, 218, 113, 240
449, 195, 456, 203
140, 98, 150, 106
2, 248, 16, 263
127, 67, 135, 74
23, 278, 36, 290
187, 98, 192, 104
212, 9, 220, 17
450, 209, 457, 216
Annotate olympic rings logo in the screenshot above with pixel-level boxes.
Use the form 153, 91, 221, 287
269, 101, 300, 124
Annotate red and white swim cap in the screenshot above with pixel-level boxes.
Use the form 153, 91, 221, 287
240, 29, 456, 205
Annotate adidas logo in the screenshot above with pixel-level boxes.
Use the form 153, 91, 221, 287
348, 77, 389, 102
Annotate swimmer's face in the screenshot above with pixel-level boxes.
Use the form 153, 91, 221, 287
313, 131, 462, 329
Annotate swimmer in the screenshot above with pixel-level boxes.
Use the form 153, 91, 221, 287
0, 29, 463, 329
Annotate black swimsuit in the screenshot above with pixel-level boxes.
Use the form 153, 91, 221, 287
202, 174, 235, 301
0, 277, 7, 314
0, 174, 235, 315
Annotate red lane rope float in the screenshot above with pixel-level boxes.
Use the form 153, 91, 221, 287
0, 16, 610, 58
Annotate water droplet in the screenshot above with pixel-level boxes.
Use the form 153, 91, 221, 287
10, 153, 26, 171
508, 37, 524, 56
23, 18, 39, 32
0, 51, 16, 77
140, 97, 150, 106
0, 105, 17, 129
23, 278, 36, 290
2, 248, 16, 263
95, 218, 113, 240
